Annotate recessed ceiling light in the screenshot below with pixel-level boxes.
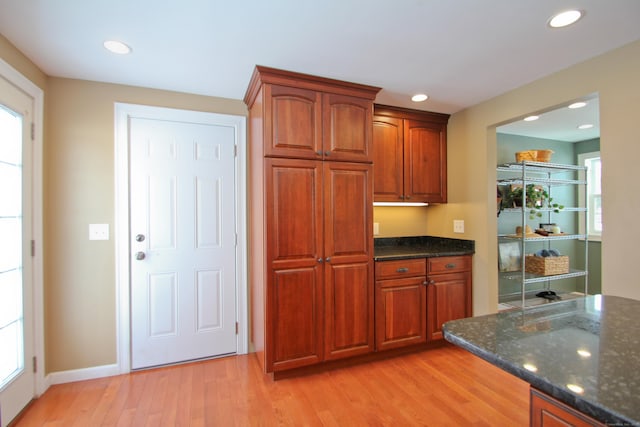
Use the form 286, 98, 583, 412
578, 124, 594, 130
549, 10, 583, 28
523, 363, 538, 372
524, 115, 539, 122
103, 40, 132, 55
411, 94, 428, 102
568, 102, 587, 109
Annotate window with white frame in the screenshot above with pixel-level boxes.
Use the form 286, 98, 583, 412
578, 151, 601, 241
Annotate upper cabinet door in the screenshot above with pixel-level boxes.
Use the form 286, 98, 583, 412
373, 116, 404, 201
404, 119, 447, 203
265, 85, 323, 159
322, 94, 373, 163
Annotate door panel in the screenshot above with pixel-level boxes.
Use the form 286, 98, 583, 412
0, 75, 35, 427
265, 158, 323, 371
404, 119, 447, 203
265, 85, 322, 159
196, 270, 223, 331
427, 272, 471, 341
270, 267, 323, 370
324, 262, 373, 359
266, 158, 323, 268
323, 94, 373, 162
375, 277, 427, 351
324, 162, 374, 359
373, 116, 404, 201
130, 117, 237, 369
324, 162, 372, 260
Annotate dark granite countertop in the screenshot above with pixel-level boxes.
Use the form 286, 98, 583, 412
443, 295, 640, 426
374, 236, 475, 261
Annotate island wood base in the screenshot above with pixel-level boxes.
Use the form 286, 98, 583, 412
530, 388, 605, 427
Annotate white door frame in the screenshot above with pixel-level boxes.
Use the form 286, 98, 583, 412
114, 103, 248, 373
0, 59, 45, 396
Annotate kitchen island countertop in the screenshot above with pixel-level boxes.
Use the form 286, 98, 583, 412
443, 295, 640, 426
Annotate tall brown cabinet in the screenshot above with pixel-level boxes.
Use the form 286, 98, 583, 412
244, 66, 381, 374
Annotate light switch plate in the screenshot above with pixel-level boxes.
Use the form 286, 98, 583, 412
453, 220, 464, 234
373, 222, 380, 236
89, 224, 109, 240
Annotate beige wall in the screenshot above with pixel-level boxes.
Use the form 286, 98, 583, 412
438, 39, 640, 316
373, 206, 429, 237
0, 34, 46, 89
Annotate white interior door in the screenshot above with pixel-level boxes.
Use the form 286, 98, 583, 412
0, 76, 34, 427
129, 115, 237, 369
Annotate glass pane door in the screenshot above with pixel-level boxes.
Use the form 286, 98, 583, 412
0, 105, 24, 390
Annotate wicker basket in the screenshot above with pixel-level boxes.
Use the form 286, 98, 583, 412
515, 150, 537, 162
525, 255, 569, 276
536, 149, 554, 162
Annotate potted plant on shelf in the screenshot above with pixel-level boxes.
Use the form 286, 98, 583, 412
501, 184, 564, 219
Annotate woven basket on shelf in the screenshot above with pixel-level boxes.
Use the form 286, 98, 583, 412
525, 255, 569, 276
536, 149, 554, 162
515, 150, 537, 162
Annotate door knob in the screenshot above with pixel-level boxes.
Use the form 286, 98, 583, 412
135, 251, 146, 260
135, 234, 145, 242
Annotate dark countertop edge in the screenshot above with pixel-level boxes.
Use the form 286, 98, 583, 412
373, 236, 475, 261
373, 249, 475, 261
443, 329, 633, 427
374, 235, 474, 248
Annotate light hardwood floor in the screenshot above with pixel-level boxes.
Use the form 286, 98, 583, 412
12, 345, 529, 426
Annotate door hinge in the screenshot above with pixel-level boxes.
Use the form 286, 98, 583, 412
33, 356, 37, 373
234, 145, 238, 157
31, 122, 35, 140
235, 322, 239, 335
31, 240, 36, 257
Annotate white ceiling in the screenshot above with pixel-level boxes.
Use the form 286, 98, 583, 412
498, 94, 600, 142
1, 1, 639, 140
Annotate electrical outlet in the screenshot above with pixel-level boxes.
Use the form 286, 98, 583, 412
373, 222, 380, 236
453, 220, 464, 234
89, 224, 109, 240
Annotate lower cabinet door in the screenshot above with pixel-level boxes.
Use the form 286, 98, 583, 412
324, 261, 374, 360
427, 271, 471, 341
269, 267, 324, 372
530, 388, 605, 427
375, 276, 427, 351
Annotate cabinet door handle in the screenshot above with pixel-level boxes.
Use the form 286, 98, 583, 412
399, 195, 405, 200
324, 151, 330, 156
316, 151, 322, 156
445, 263, 456, 269
325, 257, 331, 263
422, 281, 428, 286
396, 267, 409, 273
406, 196, 411, 200
317, 258, 324, 263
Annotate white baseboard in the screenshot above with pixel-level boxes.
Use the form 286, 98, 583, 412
46, 363, 121, 385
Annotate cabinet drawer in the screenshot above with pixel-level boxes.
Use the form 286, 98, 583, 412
428, 256, 471, 274
375, 259, 426, 279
